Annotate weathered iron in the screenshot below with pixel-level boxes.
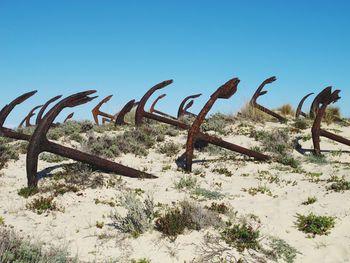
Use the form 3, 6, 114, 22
19, 105, 43, 128
295, 93, 314, 118
91, 95, 115, 125
311, 87, 348, 155
115, 99, 138, 126
63, 112, 74, 123
250, 77, 287, 122
26, 91, 155, 187
184, 78, 270, 171
177, 93, 201, 119
149, 94, 178, 120
0, 91, 36, 141
0, 91, 156, 187
309, 87, 332, 119
36, 95, 62, 125
135, 79, 269, 171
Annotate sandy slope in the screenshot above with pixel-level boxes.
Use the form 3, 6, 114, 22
1, 120, 350, 263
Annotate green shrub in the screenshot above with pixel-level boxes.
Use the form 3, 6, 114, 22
131, 258, 151, 263
0, 137, 19, 170
0, 227, 73, 262
201, 113, 234, 135
295, 213, 335, 237
26, 196, 60, 215
174, 176, 198, 191
111, 193, 154, 237
157, 141, 181, 157
155, 201, 221, 239
205, 202, 229, 214
212, 167, 233, 177
0, 216, 4, 225
40, 153, 68, 163
327, 180, 350, 192
221, 222, 260, 252
301, 196, 317, 205
294, 118, 309, 130
191, 187, 224, 200
269, 237, 299, 263
18, 187, 38, 198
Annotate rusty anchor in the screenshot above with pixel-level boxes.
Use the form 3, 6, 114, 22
311, 87, 349, 155
135, 79, 269, 171
63, 112, 74, 123
0, 91, 156, 187
18, 104, 43, 128
250, 76, 287, 122
91, 95, 116, 125
115, 99, 139, 126
183, 78, 270, 171
177, 93, 201, 119
149, 94, 178, 120
295, 92, 314, 118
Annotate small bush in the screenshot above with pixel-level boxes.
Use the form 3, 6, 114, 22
40, 153, 68, 163
294, 118, 309, 130
131, 258, 151, 263
157, 141, 181, 157
0, 216, 4, 225
239, 103, 270, 123
191, 187, 224, 200
327, 180, 350, 192
201, 113, 234, 135
301, 196, 317, 205
323, 106, 341, 124
269, 237, 299, 263
205, 202, 229, 214
155, 201, 221, 239
243, 185, 273, 197
212, 167, 233, 177
18, 187, 38, 198
26, 196, 60, 215
111, 193, 154, 237
295, 213, 335, 237
0, 137, 19, 170
0, 227, 73, 262
221, 222, 260, 252
278, 104, 295, 116
174, 176, 198, 191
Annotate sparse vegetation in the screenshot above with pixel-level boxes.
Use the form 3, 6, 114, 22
174, 175, 198, 191
327, 180, 350, 192
40, 153, 68, 163
243, 185, 273, 197
323, 106, 341, 124
0, 216, 4, 225
301, 196, 317, 205
212, 167, 233, 177
0, 226, 74, 262
205, 202, 230, 214
18, 186, 39, 198
278, 104, 295, 117
0, 137, 19, 170
295, 213, 335, 237
155, 200, 222, 239
157, 141, 181, 157
239, 103, 270, 123
111, 192, 155, 237
294, 118, 309, 130
268, 237, 299, 263
191, 187, 224, 200
26, 196, 60, 215
221, 222, 260, 252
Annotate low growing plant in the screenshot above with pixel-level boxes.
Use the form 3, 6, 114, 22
295, 213, 335, 237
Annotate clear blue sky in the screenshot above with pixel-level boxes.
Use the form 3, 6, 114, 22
1, 0, 349, 127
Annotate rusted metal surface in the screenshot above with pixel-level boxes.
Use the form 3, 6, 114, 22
309, 87, 332, 119
36, 95, 62, 125
26, 91, 155, 187
63, 112, 74, 123
115, 99, 138, 126
184, 78, 270, 171
91, 95, 115, 125
311, 88, 347, 155
19, 105, 43, 128
149, 94, 177, 120
0, 91, 36, 141
250, 77, 287, 122
295, 93, 314, 118
135, 80, 189, 129
177, 93, 201, 119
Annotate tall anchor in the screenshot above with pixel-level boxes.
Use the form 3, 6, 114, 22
295, 92, 314, 118
177, 93, 201, 119
250, 76, 287, 122
311, 88, 348, 155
